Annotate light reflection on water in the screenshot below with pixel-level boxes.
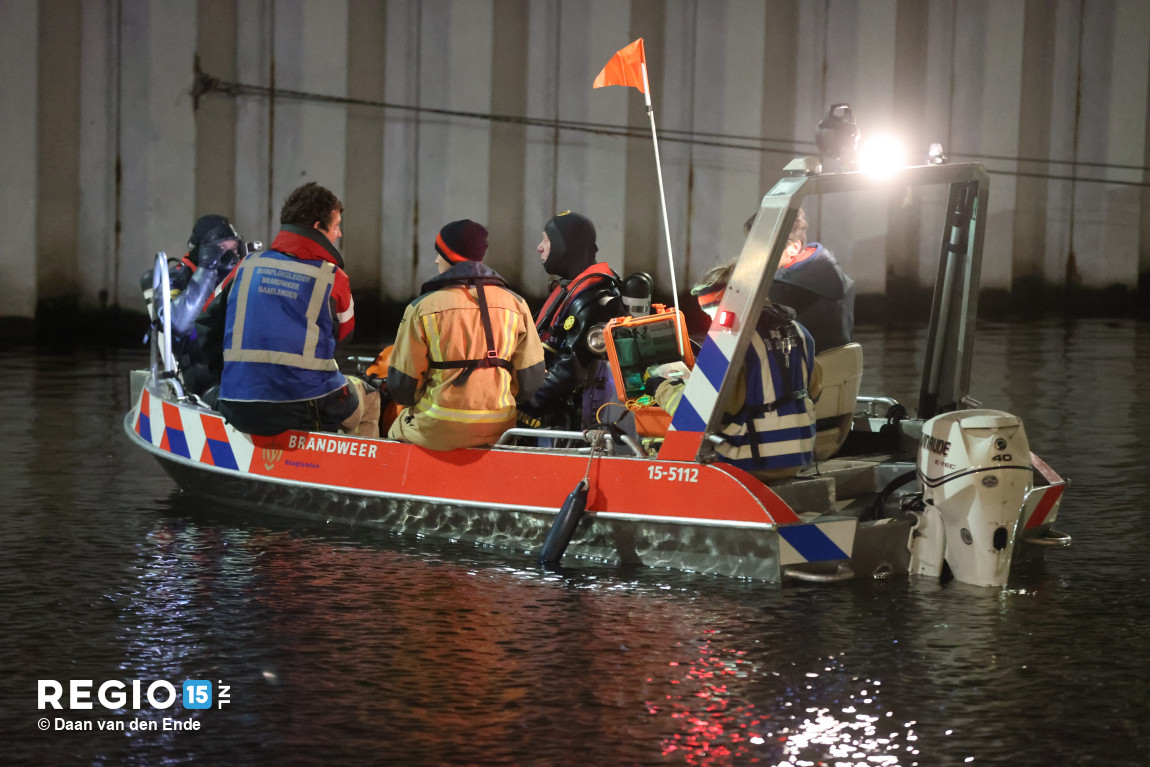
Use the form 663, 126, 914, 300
653, 644, 921, 767
1, 320, 1149, 766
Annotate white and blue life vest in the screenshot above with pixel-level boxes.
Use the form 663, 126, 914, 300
715, 311, 817, 472
220, 250, 347, 402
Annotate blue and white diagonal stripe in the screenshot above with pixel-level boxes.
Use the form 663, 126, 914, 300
778, 518, 856, 565
668, 332, 739, 432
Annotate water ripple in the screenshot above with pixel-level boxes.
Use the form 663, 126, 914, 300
2, 328, 1149, 765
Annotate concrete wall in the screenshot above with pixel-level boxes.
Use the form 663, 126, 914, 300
0, 1, 39, 319
3, 0, 1150, 328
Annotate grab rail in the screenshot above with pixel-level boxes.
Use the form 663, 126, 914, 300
856, 396, 900, 419
495, 428, 646, 457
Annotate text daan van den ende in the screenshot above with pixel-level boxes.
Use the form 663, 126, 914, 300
37, 678, 231, 732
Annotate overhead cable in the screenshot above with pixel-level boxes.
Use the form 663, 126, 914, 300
193, 64, 1150, 189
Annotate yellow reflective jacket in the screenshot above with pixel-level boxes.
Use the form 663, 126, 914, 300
387, 262, 545, 450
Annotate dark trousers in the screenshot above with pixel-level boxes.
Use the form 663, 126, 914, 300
219, 385, 360, 437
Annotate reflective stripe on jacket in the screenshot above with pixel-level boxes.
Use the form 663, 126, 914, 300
220, 249, 347, 402
387, 262, 545, 451
714, 317, 817, 472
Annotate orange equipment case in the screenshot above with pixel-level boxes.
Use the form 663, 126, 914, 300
603, 304, 695, 437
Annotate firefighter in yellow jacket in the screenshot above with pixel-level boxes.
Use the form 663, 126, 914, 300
386, 220, 546, 450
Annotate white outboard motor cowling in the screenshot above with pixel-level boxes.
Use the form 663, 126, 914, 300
911, 409, 1033, 587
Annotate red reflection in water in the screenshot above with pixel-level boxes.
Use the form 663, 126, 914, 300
651, 631, 768, 765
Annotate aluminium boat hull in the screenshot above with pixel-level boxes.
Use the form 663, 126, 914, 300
125, 376, 871, 581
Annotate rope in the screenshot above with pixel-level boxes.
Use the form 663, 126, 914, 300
579, 431, 606, 491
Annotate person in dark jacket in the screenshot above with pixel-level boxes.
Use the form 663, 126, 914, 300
139, 214, 236, 311
762, 208, 855, 352
519, 211, 627, 429
140, 214, 246, 396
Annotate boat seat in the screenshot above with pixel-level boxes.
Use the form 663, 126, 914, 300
813, 343, 863, 461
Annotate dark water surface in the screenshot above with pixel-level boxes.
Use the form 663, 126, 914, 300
2, 319, 1149, 766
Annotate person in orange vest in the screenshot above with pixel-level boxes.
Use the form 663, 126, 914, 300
386, 220, 545, 450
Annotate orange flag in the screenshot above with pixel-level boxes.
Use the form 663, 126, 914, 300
593, 38, 646, 93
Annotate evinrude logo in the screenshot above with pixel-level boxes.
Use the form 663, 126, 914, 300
921, 434, 950, 457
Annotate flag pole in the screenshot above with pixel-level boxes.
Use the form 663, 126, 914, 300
640, 62, 685, 357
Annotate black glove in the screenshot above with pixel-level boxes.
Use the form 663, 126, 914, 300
516, 409, 544, 429
197, 240, 239, 279
644, 376, 667, 398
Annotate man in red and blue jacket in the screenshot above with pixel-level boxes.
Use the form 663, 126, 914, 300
217, 182, 377, 437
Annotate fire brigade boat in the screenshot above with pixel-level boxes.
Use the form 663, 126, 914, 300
125, 160, 1070, 587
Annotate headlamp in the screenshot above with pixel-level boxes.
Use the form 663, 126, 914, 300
586, 323, 608, 355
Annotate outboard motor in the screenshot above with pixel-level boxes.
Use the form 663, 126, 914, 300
910, 409, 1033, 587
622, 271, 653, 317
